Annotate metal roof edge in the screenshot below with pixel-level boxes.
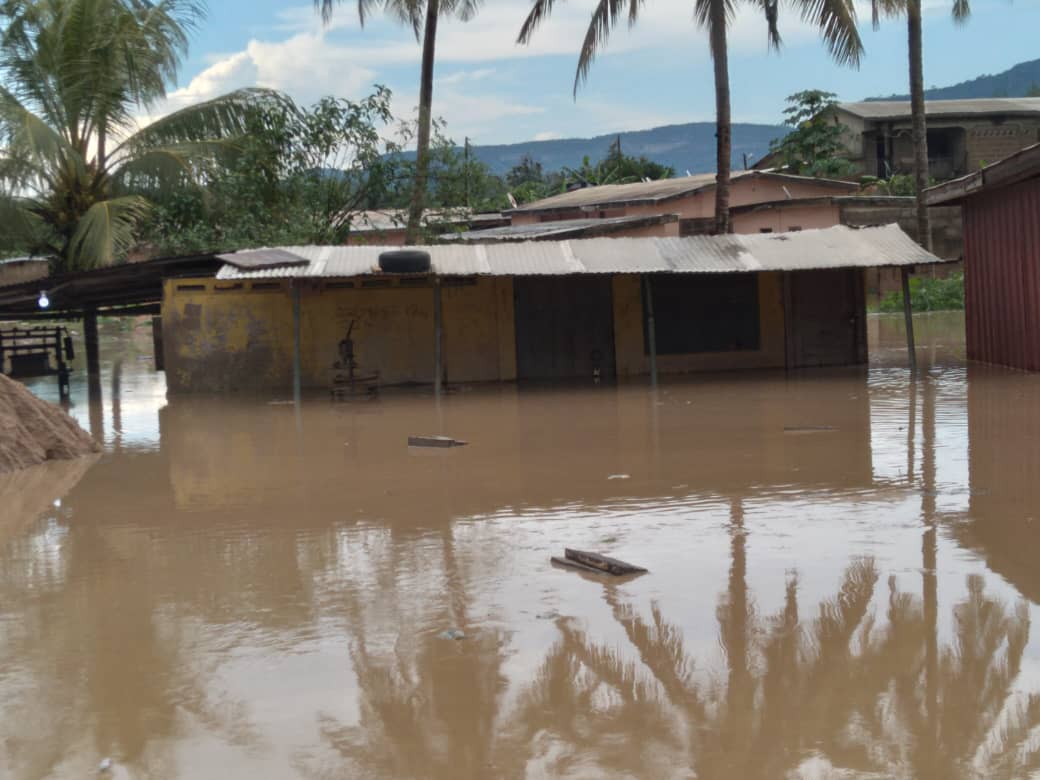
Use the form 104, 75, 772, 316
925, 142, 1040, 205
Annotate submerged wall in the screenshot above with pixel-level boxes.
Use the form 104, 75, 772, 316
163, 266, 863, 393
162, 277, 516, 393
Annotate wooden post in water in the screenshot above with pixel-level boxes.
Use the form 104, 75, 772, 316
292, 283, 302, 404
83, 308, 102, 406
433, 277, 443, 398
901, 266, 917, 373
643, 276, 658, 388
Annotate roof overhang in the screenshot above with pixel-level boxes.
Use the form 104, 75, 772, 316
924, 142, 1040, 205
214, 224, 946, 281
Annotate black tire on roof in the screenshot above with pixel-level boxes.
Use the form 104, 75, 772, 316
378, 250, 431, 274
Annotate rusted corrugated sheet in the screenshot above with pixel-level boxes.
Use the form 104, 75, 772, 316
216, 224, 944, 281
963, 177, 1040, 371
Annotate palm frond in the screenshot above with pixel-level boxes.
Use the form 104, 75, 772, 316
869, 0, 904, 29
0, 192, 51, 254
796, 0, 863, 67
573, 0, 644, 95
315, 0, 339, 24
0, 86, 70, 170
754, 0, 782, 50
517, 0, 558, 45
117, 88, 294, 157
951, 0, 970, 23
66, 194, 150, 269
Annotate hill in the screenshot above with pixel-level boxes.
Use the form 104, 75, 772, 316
460, 122, 787, 176
869, 57, 1040, 101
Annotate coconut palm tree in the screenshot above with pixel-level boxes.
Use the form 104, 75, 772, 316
0, 0, 286, 271
871, 0, 970, 253
518, 0, 864, 234
317, 0, 481, 244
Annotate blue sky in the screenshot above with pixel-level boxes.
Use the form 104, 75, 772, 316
159, 0, 1040, 148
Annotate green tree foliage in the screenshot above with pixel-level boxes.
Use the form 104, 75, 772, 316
316, 0, 483, 244
769, 90, 855, 177
142, 88, 398, 254
505, 153, 564, 204
562, 138, 675, 187
879, 272, 964, 312
0, 0, 282, 272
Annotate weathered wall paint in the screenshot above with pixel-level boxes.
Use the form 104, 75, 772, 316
732, 204, 841, 234
611, 272, 788, 376
163, 277, 517, 393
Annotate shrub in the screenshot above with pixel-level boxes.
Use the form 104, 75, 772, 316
879, 272, 964, 312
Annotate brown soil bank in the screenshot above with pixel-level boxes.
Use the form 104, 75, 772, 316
0, 374, 98, 473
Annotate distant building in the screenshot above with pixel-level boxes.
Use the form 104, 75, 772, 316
925, 142, 1040, 371
833, 98, 1040, 181
501, 171, 858, 237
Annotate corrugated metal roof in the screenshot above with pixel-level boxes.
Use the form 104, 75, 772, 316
443, 214, 677, 242
925, 142, 1040, 205
504, 171, 857, 214
215, 224, 943, 281
216, 248, 309, 269
839, 98, 1040, 121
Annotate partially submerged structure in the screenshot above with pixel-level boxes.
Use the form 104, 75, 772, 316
160, 224, 943, 393
925, 143, 1040, 371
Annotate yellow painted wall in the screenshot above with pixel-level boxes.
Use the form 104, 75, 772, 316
163, 271, 791, 393
162, 277, 516, 393
611, 272, 787, 376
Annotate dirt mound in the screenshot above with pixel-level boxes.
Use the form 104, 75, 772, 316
0, 374, 99, 474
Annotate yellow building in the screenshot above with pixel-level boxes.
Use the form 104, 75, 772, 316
160, 225, 945, 394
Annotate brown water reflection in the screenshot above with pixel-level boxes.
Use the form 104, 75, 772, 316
4, 312, 1040, 779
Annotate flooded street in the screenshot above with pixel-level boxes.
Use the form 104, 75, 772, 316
5, 312, 1040, 779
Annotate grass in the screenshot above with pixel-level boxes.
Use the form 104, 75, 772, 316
878, 273, 964, 313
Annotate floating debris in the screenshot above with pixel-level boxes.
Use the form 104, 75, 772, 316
99, 758, 113, 773
607, 474, 630, 480
409, 435, 468, 448
551, 548, 648, 577
438, 629, 466, 640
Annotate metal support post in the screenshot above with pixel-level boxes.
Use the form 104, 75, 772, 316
901, 266, 917, 373
644, 276, 658, 388
433, 278, 443, 398
292, 283, 302, 404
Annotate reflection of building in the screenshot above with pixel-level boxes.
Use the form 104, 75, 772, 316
160, 225, 945, 393
925, 143, 1040, 371
832, 99, 1040, 180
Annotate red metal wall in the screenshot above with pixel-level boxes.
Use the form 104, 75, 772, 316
963, 177, 1040, 371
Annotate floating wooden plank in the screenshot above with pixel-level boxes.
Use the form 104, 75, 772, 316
408, 434, 468, 448
563, 548, 648, 576
551, 556, 606, 575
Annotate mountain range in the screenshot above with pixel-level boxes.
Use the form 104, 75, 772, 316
463, 122, 786, 177
459, 58, 1040, 178
867, 57, 1040, 101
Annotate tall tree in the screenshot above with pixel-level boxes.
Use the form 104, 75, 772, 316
873, 0, 970, 252
0, 0, 286, 270
317, 0, 481, 244
518, 0, 863, 234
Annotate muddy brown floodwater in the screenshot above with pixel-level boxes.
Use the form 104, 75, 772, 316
3, 312, 1040, 779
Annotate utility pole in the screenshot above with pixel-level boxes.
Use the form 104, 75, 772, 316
464, 136, 471, 209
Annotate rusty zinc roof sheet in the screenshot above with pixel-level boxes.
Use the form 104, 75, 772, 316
214, 223, 943, 281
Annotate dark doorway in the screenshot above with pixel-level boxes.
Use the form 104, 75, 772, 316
784, 269, 866, 368
514, 276, 616, 381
